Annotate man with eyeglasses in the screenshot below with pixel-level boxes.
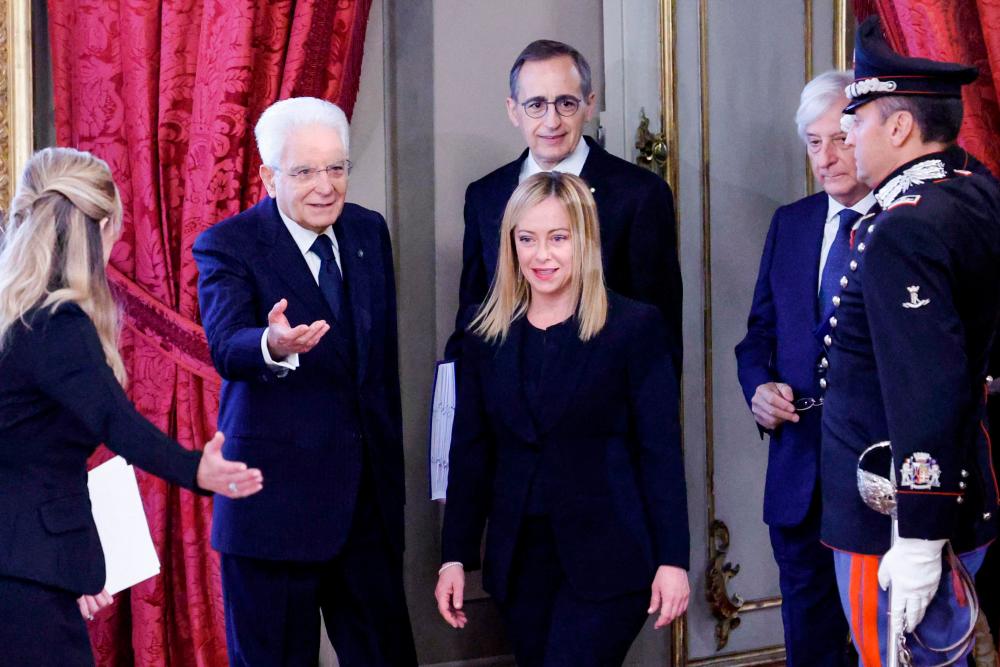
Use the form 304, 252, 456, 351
445, 39, 682, 376
735, 71, 874, 667
194, 97, 417, 666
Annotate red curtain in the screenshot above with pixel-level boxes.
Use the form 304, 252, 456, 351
853, 0, 1000, 176
47, 1, 372, 663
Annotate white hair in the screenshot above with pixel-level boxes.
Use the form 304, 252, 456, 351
795, 70, 855, 141
254, 97, 350, 167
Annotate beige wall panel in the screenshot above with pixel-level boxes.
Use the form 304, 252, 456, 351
432, 0, 604, 356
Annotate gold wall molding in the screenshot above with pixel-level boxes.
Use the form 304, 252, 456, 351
0, 0, 31, 211
671, 1, 797, 662
804, 0, 815, 197
634, 0, 679, 202
834, 0, 850, 70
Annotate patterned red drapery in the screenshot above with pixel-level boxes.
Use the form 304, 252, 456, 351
853, 0, 1000, 176
47, 1, 372, 663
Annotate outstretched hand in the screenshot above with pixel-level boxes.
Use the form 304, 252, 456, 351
196, 432, 263, 498
266, 298, 329, 359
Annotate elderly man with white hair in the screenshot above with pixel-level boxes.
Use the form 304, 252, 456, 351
194, 97, 417, 666
735, 71, 875, 666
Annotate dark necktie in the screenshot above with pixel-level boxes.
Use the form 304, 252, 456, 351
310, 233, 350, 327
818, 208, 861, 317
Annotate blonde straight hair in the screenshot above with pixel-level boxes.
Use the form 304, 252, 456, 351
0, 147, 126, 383
472, 171, 608, 344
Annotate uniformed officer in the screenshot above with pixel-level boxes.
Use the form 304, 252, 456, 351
820, 16, 1000, 666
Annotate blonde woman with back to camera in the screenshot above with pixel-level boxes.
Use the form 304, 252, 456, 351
436, 171, 690, 667
0, 147, 262, 666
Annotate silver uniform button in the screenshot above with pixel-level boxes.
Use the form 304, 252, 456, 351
819, 378, 828, 389
821, 357, 829, 368
832, 295, 841, 307
868, 224, 875, 233
829, 316, 838, 328
824, 335, 833, 346
985, 513, 993, 520
850, 260, 858, 271
961, 469, 970, 478
957, 496, 964, 504
858, 242, 866, 253
959, 481, 967, 490
840, 276, 849, 288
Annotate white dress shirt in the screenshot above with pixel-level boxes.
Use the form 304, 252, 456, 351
261, 206, 343, 371
518, 137, 590, 182
817, 191, 877, 291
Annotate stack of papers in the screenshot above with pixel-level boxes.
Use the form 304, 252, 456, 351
429, 361, 456, 500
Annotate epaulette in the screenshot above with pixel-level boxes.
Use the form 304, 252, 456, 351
875, 159, 946, 208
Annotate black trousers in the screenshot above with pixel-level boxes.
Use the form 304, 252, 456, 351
221, 475, 416, 667
497, 517, 649, 667
768, 491, 853, 667
0, 575, 94, 667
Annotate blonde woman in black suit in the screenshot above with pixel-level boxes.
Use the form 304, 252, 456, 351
436, 171, 690, 667
0, 147, 262, 666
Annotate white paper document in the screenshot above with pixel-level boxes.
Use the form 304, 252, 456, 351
87, 456, 161, 595
429, 361, 456, 500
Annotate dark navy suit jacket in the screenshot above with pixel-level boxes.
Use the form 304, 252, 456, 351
735, 192, 830, 528
446, 136, 682, 375
0, 304, 202, 595
442, 294, 689, 602
193, 197, 404, 561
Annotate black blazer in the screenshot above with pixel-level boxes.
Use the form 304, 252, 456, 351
0, 304, 202, 595
446, 136, 682, 375
441, 294, 689, 602
193, 197, 404, 561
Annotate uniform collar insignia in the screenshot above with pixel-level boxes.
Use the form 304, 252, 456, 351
875, 159, 947, 209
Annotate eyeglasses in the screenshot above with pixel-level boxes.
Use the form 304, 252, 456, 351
519, 95, 583, 119
793, 397, 824, 412
275, 160, 353, 185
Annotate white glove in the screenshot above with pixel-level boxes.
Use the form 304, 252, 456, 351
877, 536, 947, 633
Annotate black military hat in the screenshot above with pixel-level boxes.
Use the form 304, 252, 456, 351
843, 16, 978, 113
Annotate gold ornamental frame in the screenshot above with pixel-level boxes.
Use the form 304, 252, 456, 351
664, 1, 854, 664
0, 0, 32, 210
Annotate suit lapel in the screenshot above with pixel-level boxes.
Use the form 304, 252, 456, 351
488, 318, 539, 446
482, 156, 524, 278
533, 322, 589, 435
335, 212, 373, 381
258, 199, 354, 373
259, 200, 328, 317
578, 136, 606, 194
805, 196, 830, 323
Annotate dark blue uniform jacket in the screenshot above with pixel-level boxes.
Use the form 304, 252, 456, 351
821, 147, 1000, 554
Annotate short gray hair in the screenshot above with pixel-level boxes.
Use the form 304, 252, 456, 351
254, 97, 350, 167
509, 40, 592, 100
795, 70, 854, 141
